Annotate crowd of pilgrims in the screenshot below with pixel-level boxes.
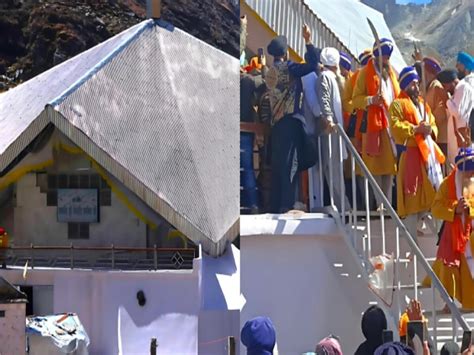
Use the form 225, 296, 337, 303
240, 16, 474, 317
240, 300, 473, 354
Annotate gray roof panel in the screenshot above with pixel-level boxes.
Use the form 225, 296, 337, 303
0, 20, 239, 256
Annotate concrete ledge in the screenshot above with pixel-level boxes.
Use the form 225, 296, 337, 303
240, 213, 340, 237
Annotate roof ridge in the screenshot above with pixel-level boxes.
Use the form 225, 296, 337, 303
49, 19, 154, 107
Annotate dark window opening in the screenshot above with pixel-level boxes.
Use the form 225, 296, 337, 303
68, 223, 89, 239
46, 190, 58, 206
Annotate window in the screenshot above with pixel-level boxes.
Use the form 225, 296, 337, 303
0, 310, 4, 318
68, 223, 90, 239
100, 190, 111, 206
79, 175, 89, 188
47, 175, 57, 189
46, 190, 58, 206
90, 175, 100, 189
69, 175, 79, 188
58, 174, 68, 188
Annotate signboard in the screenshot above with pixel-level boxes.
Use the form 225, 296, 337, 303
57, 189, 99, 223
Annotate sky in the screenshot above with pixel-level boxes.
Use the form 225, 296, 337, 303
395, 0, 432, 4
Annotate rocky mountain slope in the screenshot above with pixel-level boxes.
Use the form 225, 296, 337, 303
0, 0, 239, 91
362, 0, 474, 67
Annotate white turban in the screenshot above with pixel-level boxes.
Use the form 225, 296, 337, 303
320, 47, 340, 67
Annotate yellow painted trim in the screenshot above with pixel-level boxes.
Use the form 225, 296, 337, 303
53, 142, 158, 230
167, 230, 188, 248
241, 1, 303, 62
0, 160, 54, 191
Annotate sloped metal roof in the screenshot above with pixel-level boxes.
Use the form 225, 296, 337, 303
0, 20, 239, 256
245, 0, 406, 72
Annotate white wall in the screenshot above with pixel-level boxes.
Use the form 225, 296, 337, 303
14, 173, 146, 249
240, 233, 388, 355
0, 265, 201, 355
0, 302, 26, 355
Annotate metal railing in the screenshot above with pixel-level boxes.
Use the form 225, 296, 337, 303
320, 124, 469, 345
2, 245, 197, 271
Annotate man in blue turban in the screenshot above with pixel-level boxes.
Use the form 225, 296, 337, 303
457, 51, 474, 80
447, 52, 474, 152
389, 66, 444, 243
241, 316, 276, 354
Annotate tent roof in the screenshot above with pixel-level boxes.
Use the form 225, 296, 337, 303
0, 19, 239, 256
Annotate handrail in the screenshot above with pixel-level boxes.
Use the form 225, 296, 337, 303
3, 246, 195, 253
329, 123, 469, 331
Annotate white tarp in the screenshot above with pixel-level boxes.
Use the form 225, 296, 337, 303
26, 313, 90, 355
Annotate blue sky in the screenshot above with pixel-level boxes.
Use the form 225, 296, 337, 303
396, 0, 432, 4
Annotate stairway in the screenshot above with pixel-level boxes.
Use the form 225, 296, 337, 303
323, 127, 471, 352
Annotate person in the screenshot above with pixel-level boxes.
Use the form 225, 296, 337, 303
0, 227, 8, 269
355, 305, 387, 355
437, 69, 461, 167
302, 52, 323, 209
447, 52, 474, 145
440, 341, 460, 355
338, 51, 353, 97
341, 49, 373, 209
315, 335, 343, 355
374, 342, 416, 355
316, 47, 349, 211
352, 38, 400, 209
342, 49, 373, 153
423, 147, 474, 311
241, 316, 276, 355
423, 58, 448, 157
399, 299, 435, 355
266, 25, 320, 213
389, 66, 444, 242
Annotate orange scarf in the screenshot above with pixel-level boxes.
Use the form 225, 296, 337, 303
397, 92, 446, 165
438, 169, 471, 266
365, 58, 400, 133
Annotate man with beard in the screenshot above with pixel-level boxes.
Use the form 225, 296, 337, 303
423, 58, 447, 157
352, 39, 400, 209
438, 69, 461, 167
389, 66, 445, 242
447, 52, 474, 145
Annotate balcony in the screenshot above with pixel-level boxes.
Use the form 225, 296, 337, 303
1, 245, 198, 271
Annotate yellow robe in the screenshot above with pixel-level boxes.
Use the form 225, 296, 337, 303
423, 177, 474, 310
342, 71, 363, 178
352, 66, 397, 176
389, 99, 438, 217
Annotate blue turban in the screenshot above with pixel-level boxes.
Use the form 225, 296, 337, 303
267, 36, 288, 57
359, 49, 373, 66
339, 52, 352, 71
373, 38, 394, 57
455, 148, 474, 171
241, 317, 276, 355
457, 51, 474, 71
423, 57, 442, 75
375, 342, 415, 355
399, 66, 419, 91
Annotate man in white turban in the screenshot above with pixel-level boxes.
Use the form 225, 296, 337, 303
316, 47, 349, 211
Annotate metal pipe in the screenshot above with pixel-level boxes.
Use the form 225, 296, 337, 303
432, 286, 438, 352
365, 177, 371, 259
339, 135, 345, 218
333, 124, 469, 330
352, 155, 357, 248
318, 136, 324, 206
328, 134, 335, 207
